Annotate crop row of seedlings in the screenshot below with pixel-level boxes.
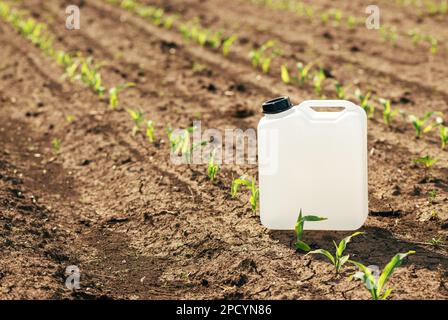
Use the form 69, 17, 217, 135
103, 0, 447, 155
248, 0, 445, 55
1, 0, 437, 300
0, 1, 150, 151
392, 0, 448, 16
105, 0, 240, 58
291, 211, 416, 300
102, 0, 447, 219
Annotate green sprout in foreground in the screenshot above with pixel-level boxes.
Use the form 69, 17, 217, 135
409, 112, 437, 138
222, 35, 238, 56
280, 64, 290, 84
295, 209, 327, 252
51, 138, 61, 154
109, 82, 135, 109
355, 88, 374, 118
379, 98, 398, 126
207, 148, 219, 182
231, 175, 259, 213
126, 108, 145, 136
308, 232, 363, 273
439, 126, 448, 149
167, 125, 207, 163
350, 251, 415, 300
296, 61, 314, 86
413, 155, 437, 168
146, 120, 155, 143
312, 68, 326, 96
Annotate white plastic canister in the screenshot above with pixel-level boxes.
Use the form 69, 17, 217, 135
257, 97, 368, 230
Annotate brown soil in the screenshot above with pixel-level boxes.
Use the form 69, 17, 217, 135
0, 0, 447, 299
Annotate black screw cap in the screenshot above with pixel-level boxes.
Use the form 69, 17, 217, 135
262, 96, 292, 114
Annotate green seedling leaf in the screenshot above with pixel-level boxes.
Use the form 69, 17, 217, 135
294, 209, 327, 252
309, 232, 363, 273
281, 64, 290, 84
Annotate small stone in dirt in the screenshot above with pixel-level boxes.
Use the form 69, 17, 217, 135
37, 102, 44, 108
207, 83, 217, 92
233, 274, 248, 287
234, 108, 254, 119
107, 216, 129, 224
411, 186, 422, 196
239, 258, 257, 273
201, 279, 209, 287
322, 31, 333, 39
80, 159, 91, 166
392, 185, 401, 196
441, 221, 448, 229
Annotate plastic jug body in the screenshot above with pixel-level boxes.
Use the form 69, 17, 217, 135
258, 100, 368, 230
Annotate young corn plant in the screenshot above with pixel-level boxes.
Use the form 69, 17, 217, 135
334, 81, 348, 99
350, 251, 415, 300
249, 40, 282, 74
51, 138, 61, 154
281, 64, 290, 84
79, 57, 105, 97
146, 120, 155, 143
295, 209, 327, 252
313, 68, 326, 96
413, 155, 438, 168
355, 89, 374, 118
231, 176, 259, 213
413, 155, 438, 181
379, 98, 398, 126
207, 149, 219, 182
222, 35, 238, 56
296, 61, 314, 85
109, 82, 136, 109
167, 125, 206, 163
409, 112, 435, 138
440, 126, 448, 149
126, 108, 145, 136
308, 232, 364, 274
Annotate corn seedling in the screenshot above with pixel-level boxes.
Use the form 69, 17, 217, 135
79, 57, 105, 97
167, 125, 206, 162
355, 89, 374, 118
65, 115, 75, 123
428, 236, 443, 247
427, 189, 437, 203
207, 149, 219, 182
231, 176, 259, 213
222, 35, 237, 56
126, 108, 145, 136
294, 209, 327, 252
308, 232, 363, 273
350, 251, 415, 300
379, 98, 398, 126
413, 155, 437, 168
109, 82, 136, 109
409, 112, 436, 138
296, 61, 314, 85
51, 138, 61, 154
146, 120, 155, 143
439, 126, 448, 149
347, 15, 357, 28
426, 35, 439, 54
334, 81, 348, 99
379, 26, 398, 44
281, 64, 290, 84
249, 40, 282, 74
313, 68, 326, 96
413, 155, 438, 181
